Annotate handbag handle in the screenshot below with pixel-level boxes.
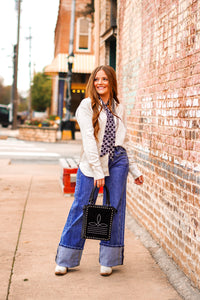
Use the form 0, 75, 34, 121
88, 184, 110, 206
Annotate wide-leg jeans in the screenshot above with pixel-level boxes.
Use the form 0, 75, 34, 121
56, 146, 129, 268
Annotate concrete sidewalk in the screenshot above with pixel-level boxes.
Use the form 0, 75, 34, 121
0, 160, 183, 300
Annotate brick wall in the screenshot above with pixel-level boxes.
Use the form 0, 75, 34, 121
55, 0, 94, 56
99, 0, 112, 65
100, 0, 111, 35
117, 0, 200, 288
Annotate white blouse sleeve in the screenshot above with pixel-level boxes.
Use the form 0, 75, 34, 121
75, 99, 105, 180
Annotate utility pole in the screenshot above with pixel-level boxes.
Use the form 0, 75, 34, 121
11, 45, 17, 123
26, 27, 32, 119
12, 0, 21, 129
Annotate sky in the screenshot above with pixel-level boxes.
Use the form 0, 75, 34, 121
0, 0, 59, 95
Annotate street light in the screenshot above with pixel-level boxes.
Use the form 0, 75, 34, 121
60, 0, 76, 140
64, 53, 74, 121
61, 53, 75, 140
64, 0, 76, 122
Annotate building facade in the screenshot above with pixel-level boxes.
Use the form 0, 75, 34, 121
45, 0, 95, 118
118, 0, 200, 289
96, 0, 200, 289
95, 0, 117, 69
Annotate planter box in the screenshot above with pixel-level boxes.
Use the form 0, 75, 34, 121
19, 125, 58, 143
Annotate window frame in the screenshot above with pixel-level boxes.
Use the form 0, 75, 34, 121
76, 17, 91, 52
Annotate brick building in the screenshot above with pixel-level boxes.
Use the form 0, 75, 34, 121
94, 0, 117, 68
45, 0, 95, 118
96, 0, 200, 289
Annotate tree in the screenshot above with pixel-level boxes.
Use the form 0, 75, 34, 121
18, 95, 28, 112
31, 72, 52, 112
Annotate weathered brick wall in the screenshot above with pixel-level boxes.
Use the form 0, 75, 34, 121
100, 0, 111, 35
99, 0, 112, 65
55, 0, 93, 56
117, 0, 200, 288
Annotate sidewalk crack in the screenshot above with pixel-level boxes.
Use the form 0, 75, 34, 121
6, 176, 33, 300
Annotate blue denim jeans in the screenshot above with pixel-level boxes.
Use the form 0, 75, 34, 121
56, 146, 129, 268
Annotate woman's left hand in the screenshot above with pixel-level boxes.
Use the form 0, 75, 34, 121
134, 175, 144, 185
94, 178, 105, 188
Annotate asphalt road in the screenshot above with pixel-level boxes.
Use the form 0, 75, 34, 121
0, 128, 82, 164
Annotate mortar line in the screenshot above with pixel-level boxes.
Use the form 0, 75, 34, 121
6, 176, 33, 300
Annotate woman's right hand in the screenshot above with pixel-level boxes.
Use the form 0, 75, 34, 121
134, 175, 144, 185
94, 178, 105, 188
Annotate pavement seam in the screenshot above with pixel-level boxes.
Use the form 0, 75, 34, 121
6, 176, 33, 300
126, 211, 200, 300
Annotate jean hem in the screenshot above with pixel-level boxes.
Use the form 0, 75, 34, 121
56, 245, 83, 268
99, 244, 124, 267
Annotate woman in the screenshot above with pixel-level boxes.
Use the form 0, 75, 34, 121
55, 65, 144, 276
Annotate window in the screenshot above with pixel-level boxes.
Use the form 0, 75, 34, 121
77, 18, 91, 51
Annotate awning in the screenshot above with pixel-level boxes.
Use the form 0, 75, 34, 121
44, 53, 95, 75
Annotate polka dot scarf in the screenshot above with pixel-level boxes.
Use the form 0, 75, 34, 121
100, 99, 116, 160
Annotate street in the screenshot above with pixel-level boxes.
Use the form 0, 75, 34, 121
0, 128, 82, 164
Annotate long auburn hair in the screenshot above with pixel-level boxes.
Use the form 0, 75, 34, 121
85, 65, 120, 141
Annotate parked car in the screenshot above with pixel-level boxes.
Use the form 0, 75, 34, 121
0, 104, 10, 127
0, 104, 25, 127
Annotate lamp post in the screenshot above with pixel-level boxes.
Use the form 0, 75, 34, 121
61, 53, 75, 140
64, 0, 76, 121
60, 0, 76, 140
64, 53, 74, 121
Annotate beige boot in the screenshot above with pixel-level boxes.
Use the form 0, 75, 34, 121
100, 265, 112, 276
55, 265, 68, 275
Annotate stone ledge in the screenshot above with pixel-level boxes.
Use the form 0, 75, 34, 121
19, 125, 58, 143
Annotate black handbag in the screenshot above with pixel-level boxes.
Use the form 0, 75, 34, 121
81, 185, 117, 241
